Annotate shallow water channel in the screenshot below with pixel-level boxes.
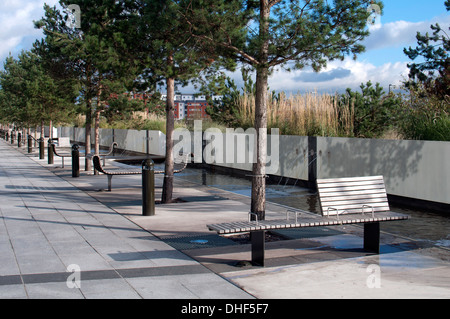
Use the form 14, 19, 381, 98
171, 167, 450, 249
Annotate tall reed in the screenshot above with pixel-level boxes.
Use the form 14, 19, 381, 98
235, 91, 354, 136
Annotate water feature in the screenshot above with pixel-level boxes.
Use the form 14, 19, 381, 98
173, 167, 450, 249
121, 158, 449, 249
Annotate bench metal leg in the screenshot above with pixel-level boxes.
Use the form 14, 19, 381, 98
107, 175, 112, 192
251, 230, 265, 266
364, 222, 380, 253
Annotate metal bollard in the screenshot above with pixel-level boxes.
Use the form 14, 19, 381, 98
142, 158, 155, 216
27, 135, 32, 153
72, 144, 80, 177
39, 138, 45, 159
47, 139, 54, 164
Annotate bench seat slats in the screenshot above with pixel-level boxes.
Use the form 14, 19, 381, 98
321, 203, 390, 211
102, 169, 141, 175
317, 176, 384, 183
207, 212, 409, 234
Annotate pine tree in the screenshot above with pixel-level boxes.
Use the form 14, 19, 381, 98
124, 0, 235, 203
35, 1, 143, 169
403, 0, 449, 98
186, 0, 378, 219
0, 51, 76, 136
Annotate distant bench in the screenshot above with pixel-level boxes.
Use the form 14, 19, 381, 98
51, 143, 71, 168
207, 176, 410, 266
86, 142, 119, 165
93, 153, 192, 191
52, 141, 118, 168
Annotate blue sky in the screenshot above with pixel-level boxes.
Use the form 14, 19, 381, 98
361, 0, 449, 65
0, 0, 448, 94
264, 0, 450, 94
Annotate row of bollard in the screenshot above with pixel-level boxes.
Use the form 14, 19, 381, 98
1, 132, 156, 216
70, 145, 155, 216
70, 144, 155, 216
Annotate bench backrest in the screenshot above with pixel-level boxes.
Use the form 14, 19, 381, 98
317, 176, 390, 216
51, 143, 70, 157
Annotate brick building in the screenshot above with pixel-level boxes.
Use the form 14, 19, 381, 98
111, 93, 222, 120
161, 94, 222, 120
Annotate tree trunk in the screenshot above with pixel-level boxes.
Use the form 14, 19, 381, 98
94, 87, 102, 156
251, 0, 270, 221
85, 99, 92, 171
40, 120, 45, 138
94, 110, 100, 155
161, 72, 175, 204
93, 108, 101, 175
49, 119, 53, 139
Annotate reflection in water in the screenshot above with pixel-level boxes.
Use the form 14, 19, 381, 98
176, 167, 450, 248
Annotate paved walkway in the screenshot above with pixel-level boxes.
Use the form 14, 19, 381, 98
1, 139, 449, 299
0, 140, 252, 299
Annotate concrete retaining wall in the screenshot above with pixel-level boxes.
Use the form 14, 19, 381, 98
57, 126, 449, 205
199, 133, 309, 181
57, 127, 166, 156
316, 137, 450, 205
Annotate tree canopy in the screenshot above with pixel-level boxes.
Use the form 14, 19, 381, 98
0, 50, 77, 132
34, 1, 147, 168
403, 0, 449, 97
185, 0, 379, 218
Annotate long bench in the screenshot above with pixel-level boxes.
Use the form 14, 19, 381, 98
93, 153, 192, 191
207, 175, 410, 266
51, 143, 71, 168
52, 141, 118, 168
86, 142, 119, 164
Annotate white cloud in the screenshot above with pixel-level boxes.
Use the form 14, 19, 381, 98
252, 14, 450, 95
0, 1, 444, 96
267, 59, 409, 94
363, 14, 450, 51
0, 0, 59, 65
0, 37, 22, 58
216, 14, 449, 95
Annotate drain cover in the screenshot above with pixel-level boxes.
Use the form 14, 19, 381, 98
161, 234, 237, 250
179, 196, 228, 202
190, 239, 209, 244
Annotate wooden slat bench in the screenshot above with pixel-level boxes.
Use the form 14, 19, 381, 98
92, 153, 192, 191
207, 175, 409, 266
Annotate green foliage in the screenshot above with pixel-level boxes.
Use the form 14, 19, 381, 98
340, 81, 401, 138
0, 50, 77, 128
403, 1, 449, 98
188, 0, 378, 69
397, 83, 450, 141
35, 1, 146, 119
399, 0, 450, 141
202, 68, 256, 127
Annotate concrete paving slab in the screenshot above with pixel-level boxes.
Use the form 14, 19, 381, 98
2, 139, 450, 300
0, 284, 27, 299
221, 249, 450, 299
77, 278, 142, 299
0, 140, 254, 299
